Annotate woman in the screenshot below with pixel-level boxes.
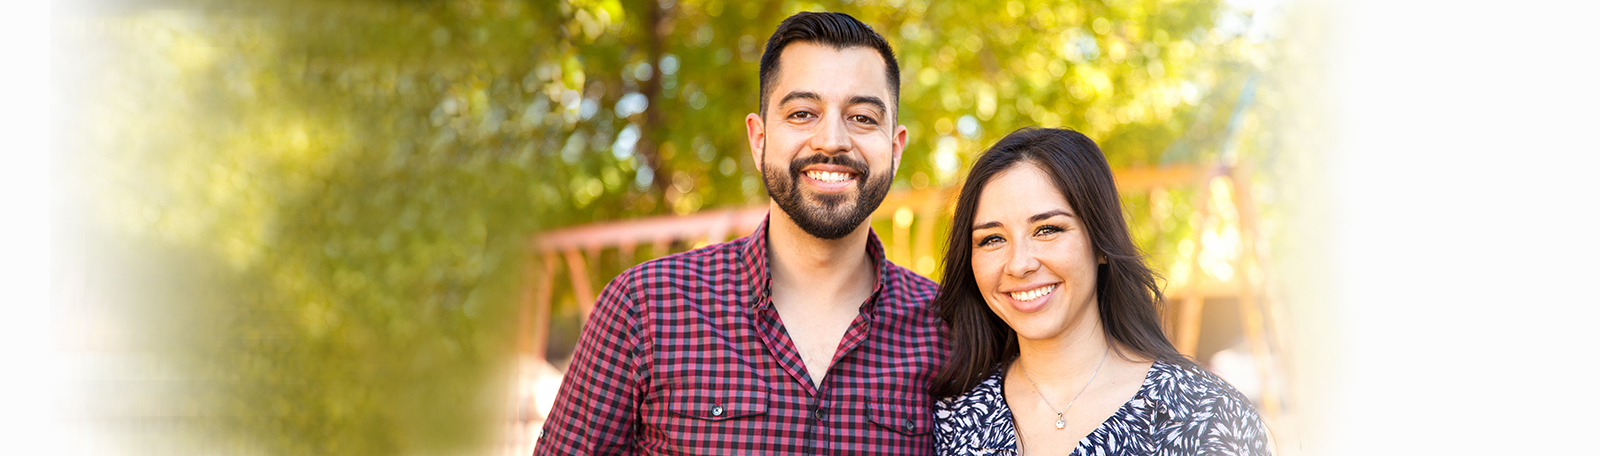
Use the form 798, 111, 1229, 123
931, 128, 1269, 455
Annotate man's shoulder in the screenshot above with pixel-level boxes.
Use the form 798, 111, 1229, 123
878, 260, 940, 303
607, 237, 751, 294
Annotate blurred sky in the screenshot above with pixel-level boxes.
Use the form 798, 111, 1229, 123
5, 0, 1600, 454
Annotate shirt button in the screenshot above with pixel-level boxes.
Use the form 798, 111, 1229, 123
811, 408, 824, 420
904, 419, 916, 431
711, 405, 724, 417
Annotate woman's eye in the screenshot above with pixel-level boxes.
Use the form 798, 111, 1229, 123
976, 234, 1003, 247
1035, 225, 1063, 236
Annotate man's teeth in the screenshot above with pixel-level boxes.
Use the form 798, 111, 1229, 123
806, 170, 853, 183
1009, 285, 1056, 302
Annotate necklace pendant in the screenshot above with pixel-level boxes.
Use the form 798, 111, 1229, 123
1054, 414, 1066, 430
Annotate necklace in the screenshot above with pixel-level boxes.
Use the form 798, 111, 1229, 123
1017, 344, 1110, 430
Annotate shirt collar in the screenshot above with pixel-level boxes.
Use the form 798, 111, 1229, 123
738, 213, 890, 311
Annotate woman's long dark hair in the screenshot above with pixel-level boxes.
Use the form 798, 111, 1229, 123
930, 127, 1194, 399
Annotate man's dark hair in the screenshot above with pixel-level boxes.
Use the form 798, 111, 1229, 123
758, 12, 900, 120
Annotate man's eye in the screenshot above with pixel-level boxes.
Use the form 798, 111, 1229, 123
851, 114, 878, 125
789, 111, 815, 120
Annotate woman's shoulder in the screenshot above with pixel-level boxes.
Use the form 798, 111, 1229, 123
934, 364, 1017, 453
1142, 360, 1273, 455
1143, 360, 1258, 415
934, 364, 1005, 416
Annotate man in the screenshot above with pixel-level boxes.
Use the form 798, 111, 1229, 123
533, 11, 946, 455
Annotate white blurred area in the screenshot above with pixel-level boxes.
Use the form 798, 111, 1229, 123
1211, 338, 1269, 404
0, 2, 59, 456
1319, 0, 1600, 454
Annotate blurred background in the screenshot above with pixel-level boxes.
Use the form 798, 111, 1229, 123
41, 0, 1333, 454
48, 0, 1316, 454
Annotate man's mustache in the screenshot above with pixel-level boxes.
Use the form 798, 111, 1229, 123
787, 153, 869, 179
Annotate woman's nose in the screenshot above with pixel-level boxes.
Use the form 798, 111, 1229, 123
1004, 241, 1040, 277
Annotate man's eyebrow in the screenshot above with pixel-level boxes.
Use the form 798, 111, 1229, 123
848, 95, 887, 115
779, 91, 822, 106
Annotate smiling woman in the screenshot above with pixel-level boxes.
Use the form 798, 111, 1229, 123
969, 164, 1103, 346
930, 127, 1270, 455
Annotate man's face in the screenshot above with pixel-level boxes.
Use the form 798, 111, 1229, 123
746, 42, 908, 240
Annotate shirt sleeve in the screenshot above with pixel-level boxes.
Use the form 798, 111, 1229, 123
532, 273, 646, 455
1196, 393, 1274, 456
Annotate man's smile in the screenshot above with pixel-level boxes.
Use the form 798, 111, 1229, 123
805, 170, 854, 183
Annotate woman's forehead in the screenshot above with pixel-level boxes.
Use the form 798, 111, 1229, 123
974, 163, 1075, 221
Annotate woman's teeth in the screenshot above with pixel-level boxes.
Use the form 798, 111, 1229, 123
806, 170, 853, 183
1009, 284, 1056, 302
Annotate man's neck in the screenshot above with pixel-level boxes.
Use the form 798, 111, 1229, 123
765, 207, 876, 312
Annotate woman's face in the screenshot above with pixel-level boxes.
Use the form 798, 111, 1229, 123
969, 162, 1102, 345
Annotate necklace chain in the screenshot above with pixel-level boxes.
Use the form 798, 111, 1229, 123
1017, 344, 1110, 430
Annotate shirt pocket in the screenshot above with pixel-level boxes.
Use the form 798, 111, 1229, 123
667, 376, 770, 422
867, 395, 933, 437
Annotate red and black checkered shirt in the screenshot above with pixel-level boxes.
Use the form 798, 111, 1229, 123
534, 217, 948, 455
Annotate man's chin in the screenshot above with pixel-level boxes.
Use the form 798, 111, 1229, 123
802, 193, 856, 211
790, 214, 861, 240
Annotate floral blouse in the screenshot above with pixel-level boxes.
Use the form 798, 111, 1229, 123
933, 360, 1271, 455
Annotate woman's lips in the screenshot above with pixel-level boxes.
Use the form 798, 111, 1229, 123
1003, 283, 1058, 313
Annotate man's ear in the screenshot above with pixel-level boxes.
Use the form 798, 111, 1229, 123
891, 123, 908, 176
746, 112, 765, 172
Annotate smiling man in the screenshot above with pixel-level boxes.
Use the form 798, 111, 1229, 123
533, 11, 947, 455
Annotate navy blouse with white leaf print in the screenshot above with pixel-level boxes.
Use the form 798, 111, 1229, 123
934, 360, 1271, 455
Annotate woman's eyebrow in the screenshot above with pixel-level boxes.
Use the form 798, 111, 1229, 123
1029, 210, 1073, 223
973, 210, 1073, 231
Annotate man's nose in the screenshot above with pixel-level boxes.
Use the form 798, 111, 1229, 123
808, 112, 852, 155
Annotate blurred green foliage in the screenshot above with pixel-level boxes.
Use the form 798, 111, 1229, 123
64, 0, 1280, 454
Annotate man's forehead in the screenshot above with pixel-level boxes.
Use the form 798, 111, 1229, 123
770, 42, 893, 105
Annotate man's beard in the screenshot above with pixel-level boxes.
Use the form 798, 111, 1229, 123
762, 149, 892, 240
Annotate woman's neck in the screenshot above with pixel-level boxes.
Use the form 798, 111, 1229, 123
1014, 319, 1112, 386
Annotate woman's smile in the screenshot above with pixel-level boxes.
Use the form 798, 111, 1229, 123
1007, 283, 1057, 302
999, 282, 1060, 314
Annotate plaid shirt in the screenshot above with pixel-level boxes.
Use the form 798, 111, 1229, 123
534, 217, 947, 455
